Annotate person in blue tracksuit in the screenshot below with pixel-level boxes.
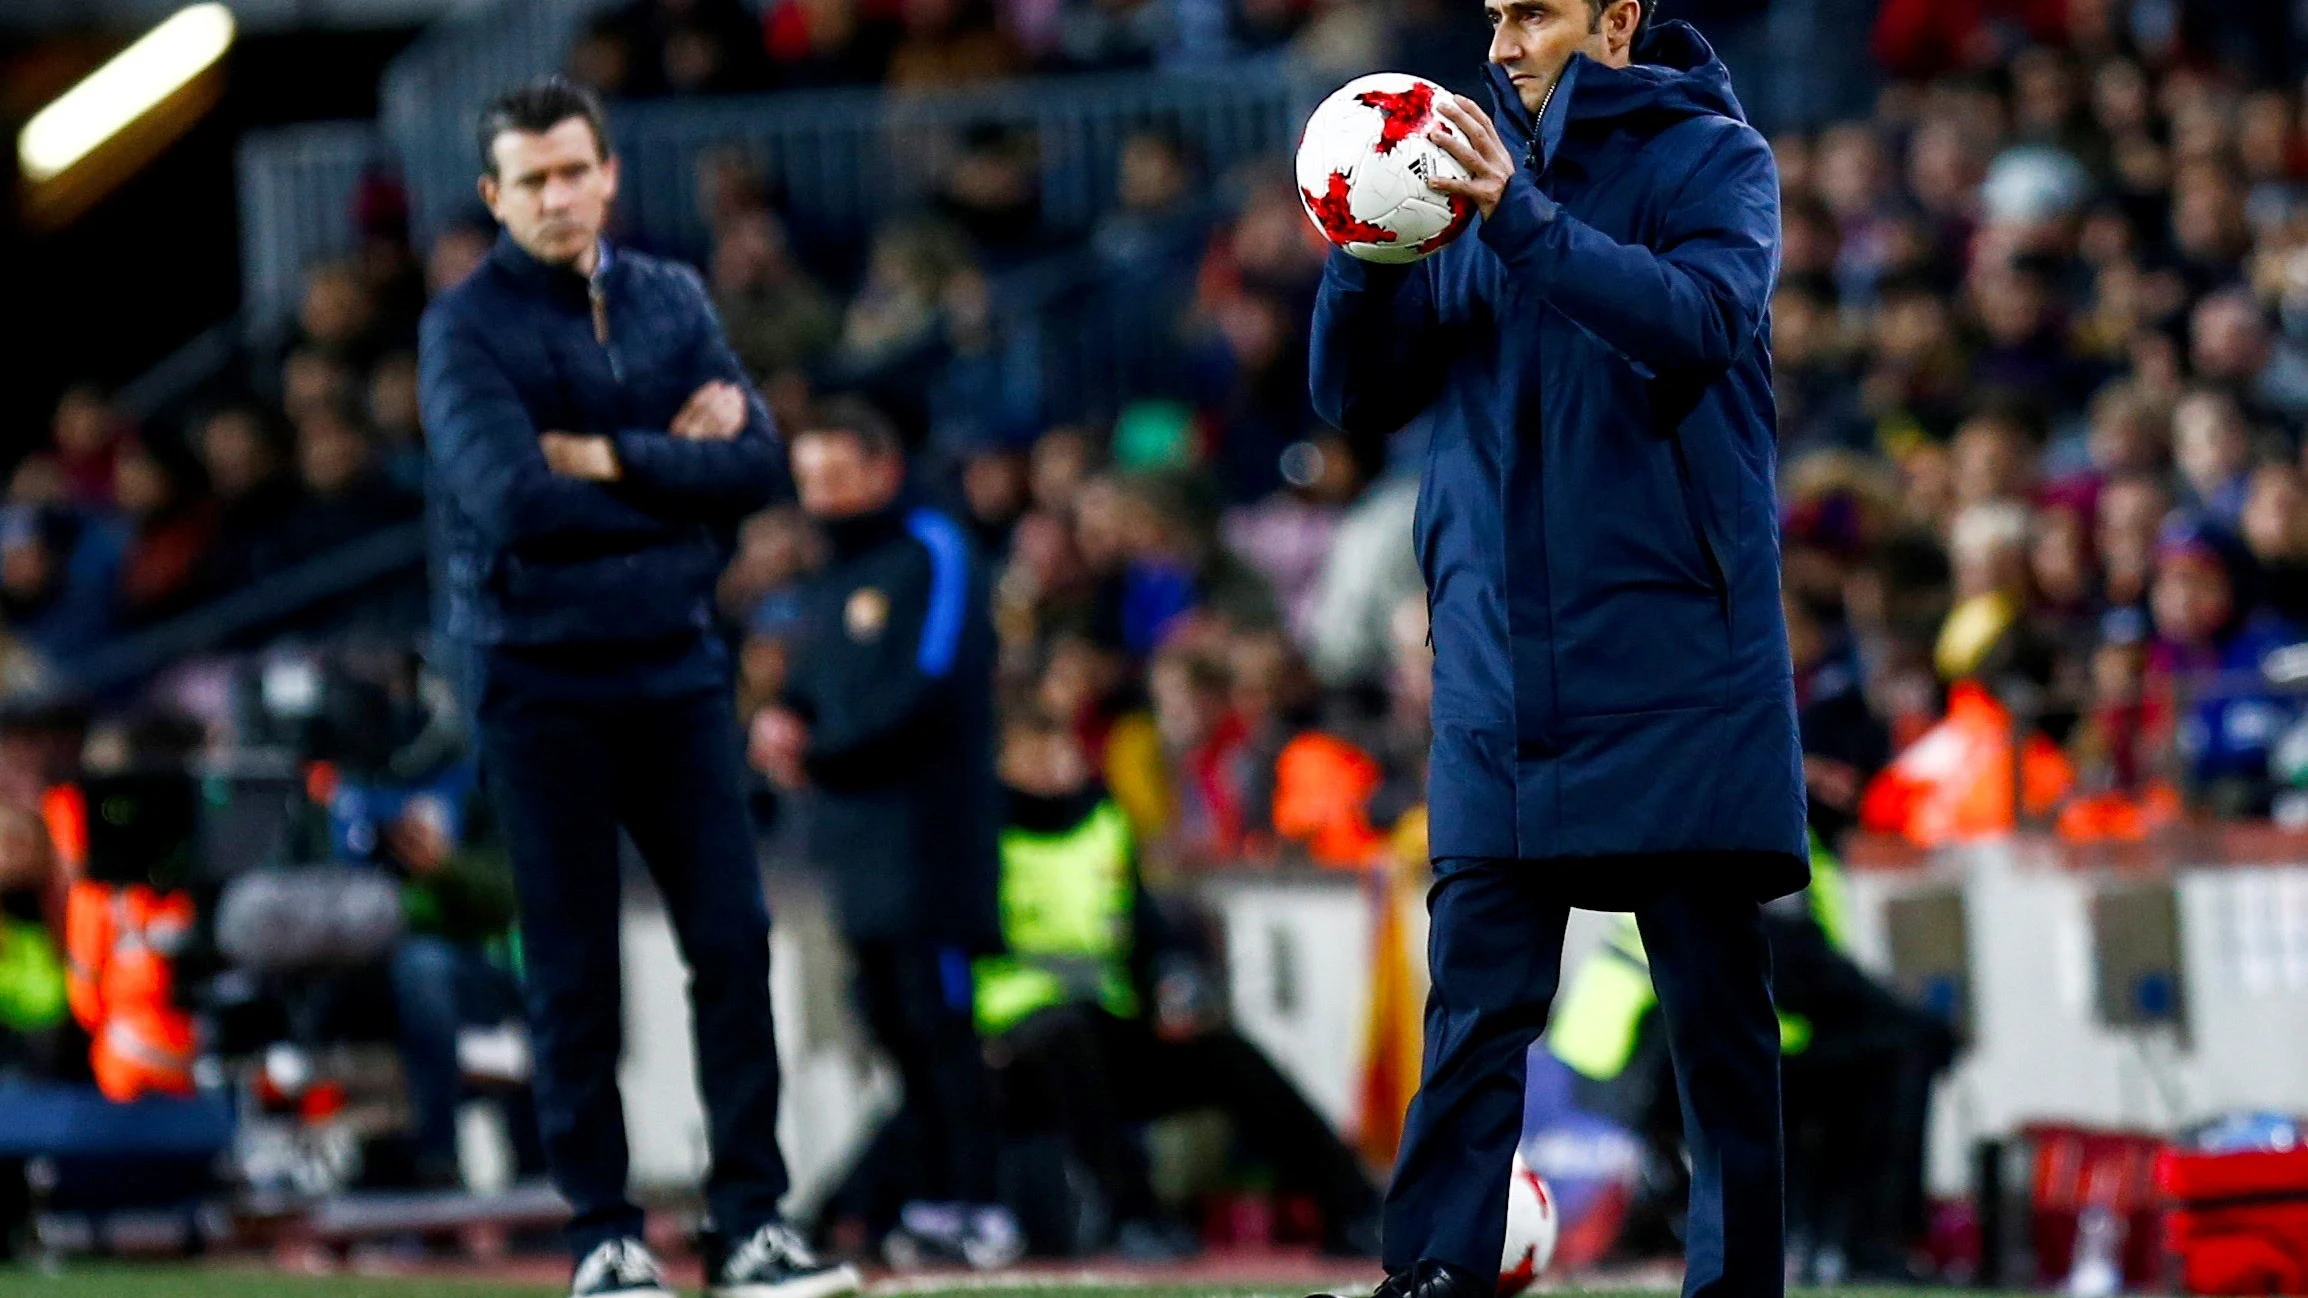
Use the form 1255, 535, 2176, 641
420, 78, 858, 1298
1305, 5, 1803, 1298
750, 397, 1018, 1269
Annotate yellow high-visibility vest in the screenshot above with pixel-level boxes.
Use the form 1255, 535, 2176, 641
1547, 831, 1846, 1079
974, 799, 1143, 1036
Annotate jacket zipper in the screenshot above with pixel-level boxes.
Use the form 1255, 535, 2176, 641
1522, 78, 1559, 172
589, 272, 625, 383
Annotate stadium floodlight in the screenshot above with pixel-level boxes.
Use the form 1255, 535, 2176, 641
18, 3, 237, 184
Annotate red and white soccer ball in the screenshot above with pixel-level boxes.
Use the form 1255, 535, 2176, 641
1498, 1152, 1560, 1296
1295, 73, 1476, 264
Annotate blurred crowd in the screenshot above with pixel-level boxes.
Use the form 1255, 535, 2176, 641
563, 0, 1495, 97
1762, 14, 2308, 834
12, 0, 2308, 867
0, 217, 434, 691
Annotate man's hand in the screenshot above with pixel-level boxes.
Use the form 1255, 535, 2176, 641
749, 707, 810, 789
540, 431, 621, 481
1426, 95, 1519, 220
386, 797, 455, 878
671, 381, 747, 442
1804, 755, 1864, 815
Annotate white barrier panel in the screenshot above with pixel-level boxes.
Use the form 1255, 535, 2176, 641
612, 847, 2308, 1207
1845, 843, 2308, 1193
619, 868, 893, 1212
1197, 871, 1622, 1142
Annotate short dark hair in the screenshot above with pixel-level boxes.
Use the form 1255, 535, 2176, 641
478, 76, 611, 177
797, 396, 905, 459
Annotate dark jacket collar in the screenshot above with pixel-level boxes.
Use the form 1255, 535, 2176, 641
1484, 20, 1744, 174
487, 230, 614, 301
1003, 783, 1109, 835
820, 487, 919, 559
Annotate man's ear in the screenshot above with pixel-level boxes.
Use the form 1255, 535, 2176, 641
477, 174, 500, 219
600, 154, 621, 208
1609, 0, 1642, 56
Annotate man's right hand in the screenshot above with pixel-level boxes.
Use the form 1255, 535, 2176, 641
748, 706, 811, 790
671, 381, 747, 442
386, 797, 455, 878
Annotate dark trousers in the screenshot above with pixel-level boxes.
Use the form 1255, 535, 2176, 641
480, 679, 789, 1255
1385, 857, 1784, 1298
995, 1003, 1380, 1235
1771, 916, 1953, 1274
851, 941, 999, 1204
388, 934, 524, 1169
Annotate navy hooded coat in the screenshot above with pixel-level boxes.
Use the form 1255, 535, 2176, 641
1310, 22, 1807, 898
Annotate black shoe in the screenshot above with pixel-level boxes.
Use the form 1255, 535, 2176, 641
1312, 1259, 1489, 1298
707, 1222, 863, 1298
570, 1238, 673, 1298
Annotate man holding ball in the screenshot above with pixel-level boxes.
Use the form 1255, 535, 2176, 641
1307, 3, 1801, 1298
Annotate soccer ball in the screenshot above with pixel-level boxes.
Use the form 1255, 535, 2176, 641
1498, 1152, 1560, 1296
1295, 73, 1476, 264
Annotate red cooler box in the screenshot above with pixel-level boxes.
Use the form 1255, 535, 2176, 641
2157, 1145, 2308, 1294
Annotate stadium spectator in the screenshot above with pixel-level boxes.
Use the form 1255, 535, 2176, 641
425, 221, 496, 297
0, 806, 67, 1079
193, 406, 303, 595
1774, 280, 1875, 463
1094, 131, 1207, 282
296, 261, 389, 374
580, 0, 775, 97
110, 436, 216, 627
46, 386, 123, 511
2148, 518, 2305, 814
752, 0, 896, 87
368, 352, 429, 493
980, 709, 1382, 1257
885, 0, 1023, 88
2190, 288, 2308, 431
711, 209, 840, 380
280, 347, 360, 428
2245, 462, 2308, 625
759, 397, 1018, 1268
0, 506, 119, 670
1221, 432, 1359, 643
1050, 0, 1175, 71
281, 401, 422, 559
380, 790, 528, 1190
825, 218, 981, 433
2172, 387, 2257, 526
933, 127, 1047, 267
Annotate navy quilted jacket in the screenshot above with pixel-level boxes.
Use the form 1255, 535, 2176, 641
421, 234, 781, 650
1310, 23, 1807, 895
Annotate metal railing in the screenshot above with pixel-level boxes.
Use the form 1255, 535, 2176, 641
60, 522, 431, 699
242, 63, 1308, 328
237, 120, 394, 338
443, 68, 1305, 260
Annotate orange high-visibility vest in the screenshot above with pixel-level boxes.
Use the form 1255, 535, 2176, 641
62, 876, 197, 1100
1272, 732, 1387, 869
42, 784, 86, 873
1859, 680, 2076, 845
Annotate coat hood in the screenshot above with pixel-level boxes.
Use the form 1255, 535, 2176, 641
1485, 20, 1747, 171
